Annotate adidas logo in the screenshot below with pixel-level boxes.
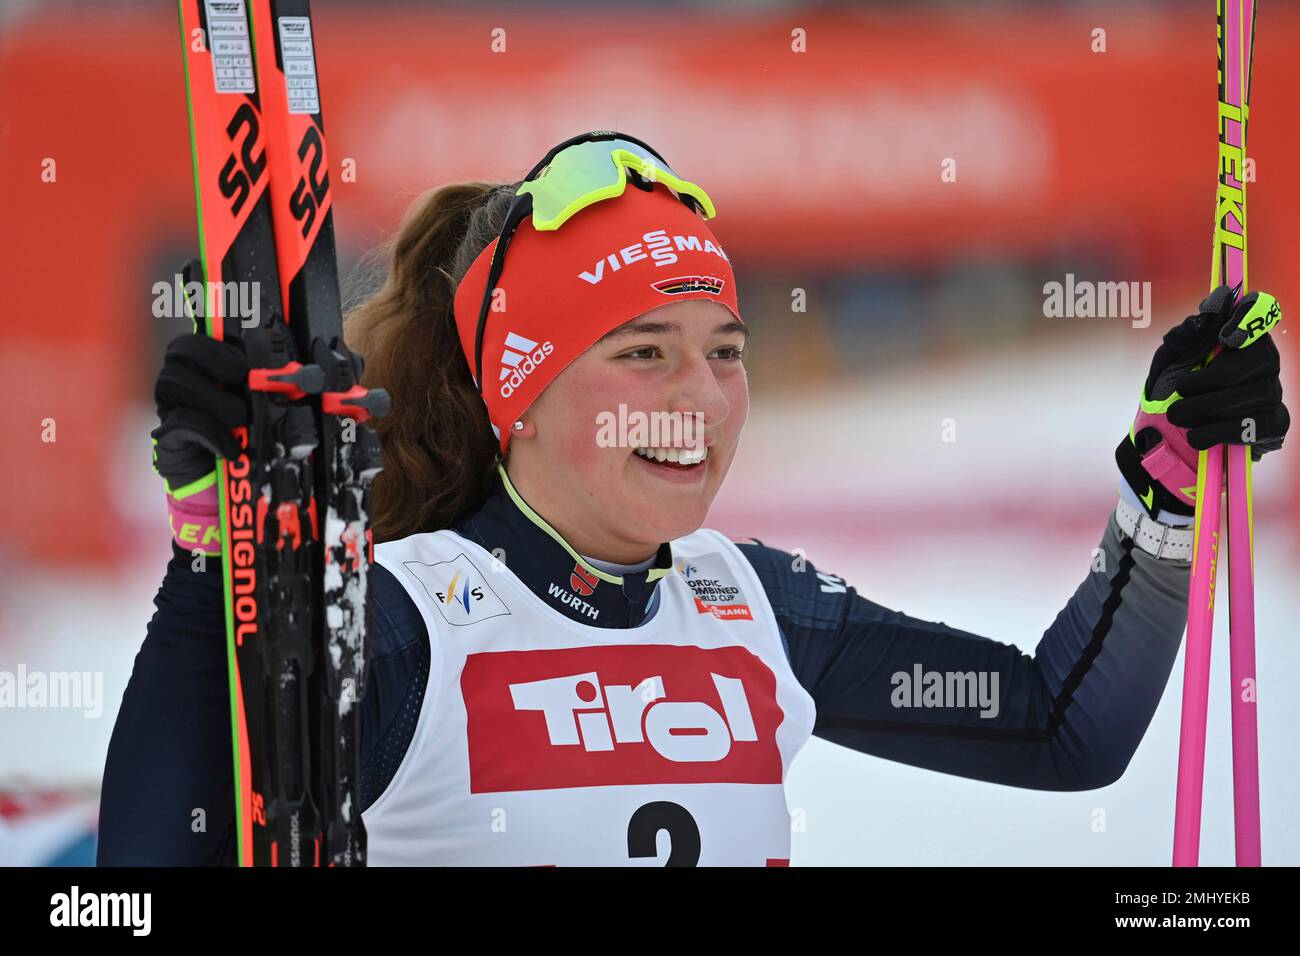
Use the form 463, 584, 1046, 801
499, 331, 555, 398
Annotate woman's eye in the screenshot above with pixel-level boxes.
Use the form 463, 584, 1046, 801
619, 344, 746, 361
622, 346, 660, 360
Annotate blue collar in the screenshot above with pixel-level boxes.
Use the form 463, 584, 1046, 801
453, 466, 673, 628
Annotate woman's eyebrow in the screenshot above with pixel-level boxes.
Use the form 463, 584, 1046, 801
598, 319, 749, 343
714, 320, 750, 341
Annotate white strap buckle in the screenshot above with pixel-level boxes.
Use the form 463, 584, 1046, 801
1149, 520, 1169, 558
1115, 495, 1193, 562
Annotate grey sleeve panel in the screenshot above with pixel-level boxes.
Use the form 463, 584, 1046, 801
1022, 511, 1191, 788
742, 511, 1190, 791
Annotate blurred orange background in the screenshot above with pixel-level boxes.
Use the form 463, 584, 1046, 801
3, 4, 1299, 564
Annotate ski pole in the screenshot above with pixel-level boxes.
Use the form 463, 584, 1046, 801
1172, 0, 1260, 867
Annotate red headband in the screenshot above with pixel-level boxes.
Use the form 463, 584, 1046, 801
452, 182, 741, 452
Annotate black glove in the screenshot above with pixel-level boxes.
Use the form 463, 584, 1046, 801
1117, 286, 1288, 519
151, 333, 252, 492
1163, 287, 1289, 457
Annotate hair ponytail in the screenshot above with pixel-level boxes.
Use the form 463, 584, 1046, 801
344, 180, 519, 542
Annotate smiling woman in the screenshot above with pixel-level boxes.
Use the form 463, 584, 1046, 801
98, 130, 1288, 867
507, 299, 748, 561
348, 136, 750, 560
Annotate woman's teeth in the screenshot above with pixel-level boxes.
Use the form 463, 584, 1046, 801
634, 446, 708, 466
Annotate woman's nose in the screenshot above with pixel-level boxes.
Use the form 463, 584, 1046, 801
665, 353, 729, 430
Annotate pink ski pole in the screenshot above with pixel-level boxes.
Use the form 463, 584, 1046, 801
1173, 446, 1224, 866
1172, 0, 1260, 867
1226, 443, 1260, 865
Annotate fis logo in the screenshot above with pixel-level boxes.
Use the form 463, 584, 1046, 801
403, 553, 510, 626
436, 569, 482, 613
499, 331, 554, 398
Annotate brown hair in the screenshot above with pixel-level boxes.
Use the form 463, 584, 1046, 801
343, 180, 520, 542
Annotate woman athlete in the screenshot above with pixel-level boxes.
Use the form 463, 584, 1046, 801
98, 132, 1290, 866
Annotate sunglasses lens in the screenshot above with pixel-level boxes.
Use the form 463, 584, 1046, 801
478, 133, 713, 388
519, 138, 707, 230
